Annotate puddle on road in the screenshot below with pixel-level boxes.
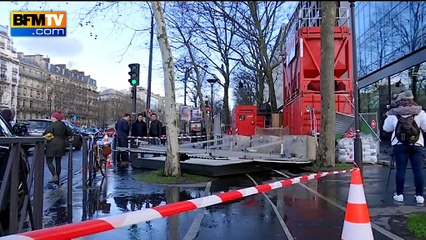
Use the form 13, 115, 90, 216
42, 172, 207, 239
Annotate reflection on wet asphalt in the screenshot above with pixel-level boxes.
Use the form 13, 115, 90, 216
39, 165, 408, 240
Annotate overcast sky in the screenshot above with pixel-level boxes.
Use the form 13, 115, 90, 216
1, 1, 166, 96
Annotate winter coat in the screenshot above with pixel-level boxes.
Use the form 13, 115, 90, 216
149, 120, 162, 137
131, 120, 147, 137
116, 118, 130, 140
43, 121, 72, 158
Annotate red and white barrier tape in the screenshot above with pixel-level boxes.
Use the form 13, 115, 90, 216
1, 168, 355, 240
128, 135, 207, 141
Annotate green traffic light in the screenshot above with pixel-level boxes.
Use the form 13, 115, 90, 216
131, 79, 137, 85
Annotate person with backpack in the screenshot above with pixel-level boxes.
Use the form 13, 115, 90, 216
383, 90, 426, 204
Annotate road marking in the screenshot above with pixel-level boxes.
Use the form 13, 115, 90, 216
273, 170, 405, 240
246, 174, 295, 240
183, 181, 212, 240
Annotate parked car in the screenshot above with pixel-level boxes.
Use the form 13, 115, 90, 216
82, 127, 102, 137
26, 119, 83, 150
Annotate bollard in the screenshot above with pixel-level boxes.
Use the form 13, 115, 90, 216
82, 137, 88, 190
67, 138, 73, 223
111, 136, 117, 166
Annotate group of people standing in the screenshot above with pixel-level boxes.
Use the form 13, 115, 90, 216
115, 112, 163, 165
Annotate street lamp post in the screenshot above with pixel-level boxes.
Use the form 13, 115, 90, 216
184, 68, 189, 106
207, 78, 218, 122
350, 1, 363, 176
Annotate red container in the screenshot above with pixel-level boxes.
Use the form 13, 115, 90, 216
232, 105, 257, 136
256, 115, 265, 128
284, 26, 353, 102
284, 93, 353, 135
283, 26, 354, 136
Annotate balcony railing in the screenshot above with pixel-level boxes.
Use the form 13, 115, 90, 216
20, 70, 46, 81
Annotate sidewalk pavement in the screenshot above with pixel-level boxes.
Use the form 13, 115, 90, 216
358, 152, 425, 240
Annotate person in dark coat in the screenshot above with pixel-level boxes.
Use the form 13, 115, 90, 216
131, 113, 147, 138
116, 113, 131, 163
149, 113, 162, 145
43, 111, 72, 184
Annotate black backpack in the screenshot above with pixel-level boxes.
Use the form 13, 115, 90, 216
395, 115, 421, 145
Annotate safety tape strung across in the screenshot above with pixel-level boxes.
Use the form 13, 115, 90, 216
128, 135, 208, 141
1, 168, 355, 240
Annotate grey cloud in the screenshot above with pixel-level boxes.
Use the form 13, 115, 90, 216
14, 37, 83, 57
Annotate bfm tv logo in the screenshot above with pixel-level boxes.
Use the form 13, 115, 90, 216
10, 12, 66, 37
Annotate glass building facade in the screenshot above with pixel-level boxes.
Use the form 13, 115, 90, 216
356, 1, 426, 143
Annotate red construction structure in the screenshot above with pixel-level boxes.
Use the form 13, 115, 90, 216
282, 5, 354, 136
231, 105, 257, 136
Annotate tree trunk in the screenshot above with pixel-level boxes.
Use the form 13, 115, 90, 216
316, 1, 336, 167
248, 1, 277, 112
151, 1, 181, 177
264, 66, 277, 111
257, 69, 264, 107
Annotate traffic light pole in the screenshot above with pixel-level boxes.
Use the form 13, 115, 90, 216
132, 86, 137, 120
146, 12, 154, 110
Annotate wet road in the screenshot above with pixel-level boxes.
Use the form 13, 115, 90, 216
33, 162, 419, 240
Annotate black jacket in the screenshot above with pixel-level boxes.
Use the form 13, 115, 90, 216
43, 121, 72, 158
116, 118, 130, 140
149, 120, 162, 137
131, 120, 147, 137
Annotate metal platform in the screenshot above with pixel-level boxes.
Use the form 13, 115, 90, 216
131, 156, 275, 177
115, 135, 315, 176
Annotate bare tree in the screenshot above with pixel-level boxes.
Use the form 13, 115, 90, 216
184, 2, 241, 131
151, 1, 181, 177
218, 1, 288, 112
316, 1, 336, 167
232, 67, 257, 105
166, 2, 214, 140
389, 2, 425, 101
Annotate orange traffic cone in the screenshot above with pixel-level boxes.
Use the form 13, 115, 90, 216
107, 154, 112, 168
341, 168, 374, 240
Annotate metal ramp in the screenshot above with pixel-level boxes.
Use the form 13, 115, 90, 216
336, 112, 355, 135
118, 135, 315, 165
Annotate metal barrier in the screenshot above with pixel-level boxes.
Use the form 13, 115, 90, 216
81, 136, 88, 189
0, 168, 355, 240
0, 137, 45, 236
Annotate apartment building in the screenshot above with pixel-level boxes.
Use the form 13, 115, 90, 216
44, 59, 99, 126
16, 53, 49, 120
0, 25, 19, 114
14, 53, 99, 126
98, 86, 165, 127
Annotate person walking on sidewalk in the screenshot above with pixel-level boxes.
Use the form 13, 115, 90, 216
383, 90, 426, 204
43, 111, 72, 184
